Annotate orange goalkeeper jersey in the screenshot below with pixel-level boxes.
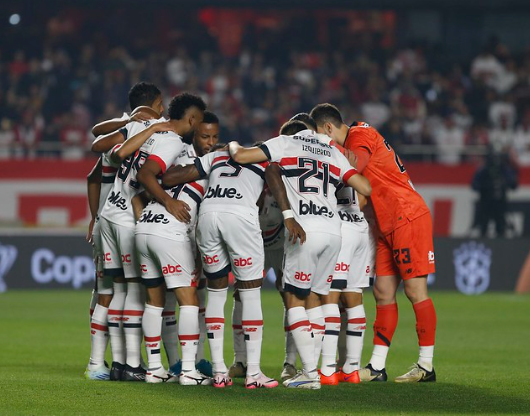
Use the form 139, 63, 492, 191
343, 122, 430, 235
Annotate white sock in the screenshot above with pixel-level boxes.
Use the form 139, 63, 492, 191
370, 345, 389, 371
142, 304, 164, 370
107, 282, 126, 365
232, 299, 246, 364
320, 303, 341, 376
161, 294, 179, 367
307, 306, 325, 366
337, 306, 347, 368
179, 306, 200, 372
240, 288, 263, 375
206, 287, 228, 374
343, 304, 366, 374
89, 304, 109, 368
284, 308, 297, 366
287, 306, 315, 373
123, 282, 145, 368
418, 346, 434, 371
196, 287, 207, 362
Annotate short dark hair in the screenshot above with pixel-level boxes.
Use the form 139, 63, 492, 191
310, 103, 343, 127
280, 120, 308, 136
210, 142, 227, 152
202, 110, 219, 125
290, 113, 317, 131
168, 92, 206, 120
128, 82, 161, 111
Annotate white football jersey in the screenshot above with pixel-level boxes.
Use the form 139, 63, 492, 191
98, 146, 121, 215
260, 129, 357, 236
195, 150, 267, 218
100, 118, 182, 227
336, 185, 368, 230
136, 142, 207, 240
259, 189, 285, 250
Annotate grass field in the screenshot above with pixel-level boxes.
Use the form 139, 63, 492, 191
0, 290, 529, 415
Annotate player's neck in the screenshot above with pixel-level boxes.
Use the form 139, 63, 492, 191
335, 124, 350, 146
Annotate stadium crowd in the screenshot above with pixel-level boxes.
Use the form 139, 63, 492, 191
1, 10, 530, 164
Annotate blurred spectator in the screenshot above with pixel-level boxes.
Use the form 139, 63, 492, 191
513, 112, 530, 165
472, 151, 518, 237
433, 117, 465, 164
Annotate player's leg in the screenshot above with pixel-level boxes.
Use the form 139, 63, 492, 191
222, 213, 277, 388
194, 277, 212, 376
161, 288, 179, 369
229, 288, 247, 378
119, 226, 146, 381
100, 217, 127, 381
278, 280, 298, 381
319, 290, 341, 384
394, 214, 437, 383
305, 292, 325, 369
339, 290, 364, 383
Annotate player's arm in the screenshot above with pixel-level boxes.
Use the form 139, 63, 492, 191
162, 164, 201, 188
345, 171, 372, 197
265, 164, 306, 245
91, 130, 125, 154
110, 121, 174, 164
86, 158, 102, 243
131, 191, 151, 222
91, 110, 154, 137
229, 141, 268, 164
357, 193, 368, 210
137, 160, 191, 223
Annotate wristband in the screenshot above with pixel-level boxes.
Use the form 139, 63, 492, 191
282, 209, 294, 220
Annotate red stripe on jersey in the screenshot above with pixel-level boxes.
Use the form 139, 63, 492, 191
189, 181, 205, 196
348, 318, 366, 324
144, 335, 161, 342
258, 161, 269, 168
205, 317, 225, 324
289, 320, 311, 331
325, 162, 340, 177
242, 320, 263, 326
342, 169, 358, 183
232, 325, 243, 330
325, 317, 342, 323
122, 310, 144, 316
162, 311, 175, 317
263, 225, 281, 236
311, 323, 326, 330
212, 156, 230, 164
102, 166, 117, 173
148, 154, 167, 173
90, 323, 108, 331
279, 157, 298, 167
108, 309, 123, 315
111, 144, 122, 153
179, 334, 200, 340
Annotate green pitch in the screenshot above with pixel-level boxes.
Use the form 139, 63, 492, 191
0, 290, 529, 415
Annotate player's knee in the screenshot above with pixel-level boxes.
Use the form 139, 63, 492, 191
98, 294, 113, 307
404, 279, 429, 304
237, 278, 262, 290
175, 287, 199, 306
207, 276, 229, 290
373, 284, 395, 304
146, 286, 166, 308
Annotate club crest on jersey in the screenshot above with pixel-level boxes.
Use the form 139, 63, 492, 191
139, 210, 170, 224
299, 200, 334, 218
107, 191, 128, 211
205, 184, 242, 200
453, 242, 491, 295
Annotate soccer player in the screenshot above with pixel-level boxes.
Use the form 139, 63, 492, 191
162, 144, 278, 389
133, 96, 208, 384
84, 84, 164, 380
310, 103, 437, 383
228, 120, 371, 389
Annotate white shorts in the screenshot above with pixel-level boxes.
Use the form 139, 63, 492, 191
331, 222, 371, 292
92, 221, 113, 295
282, 231, 341, 296
135, 233, 196, 289
99, 216, 140, 279
196, 212, 264, 282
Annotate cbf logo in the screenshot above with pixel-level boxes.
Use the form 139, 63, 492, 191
453, 242, 491, 295
0, 242, 18, 293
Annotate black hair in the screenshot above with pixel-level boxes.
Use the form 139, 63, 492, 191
128, 82, 161, 111
290, 112, 317, 131
210, 142, 227, 152
168, 92, 206, 120
280, 120, 308, 136
202, 110, 219, 124
309, 103, 343, 127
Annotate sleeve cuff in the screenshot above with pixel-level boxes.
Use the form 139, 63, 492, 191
194, 158, 207, 178
343, 168, 358, 183
258, 144, 272, 160
147, 154, 167, 174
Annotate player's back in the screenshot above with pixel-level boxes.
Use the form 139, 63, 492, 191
345, 122, 429, 235
261, 129, 357, 237
196, 150, 267, 219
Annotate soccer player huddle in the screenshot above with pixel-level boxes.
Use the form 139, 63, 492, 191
85, 81, 437, 390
